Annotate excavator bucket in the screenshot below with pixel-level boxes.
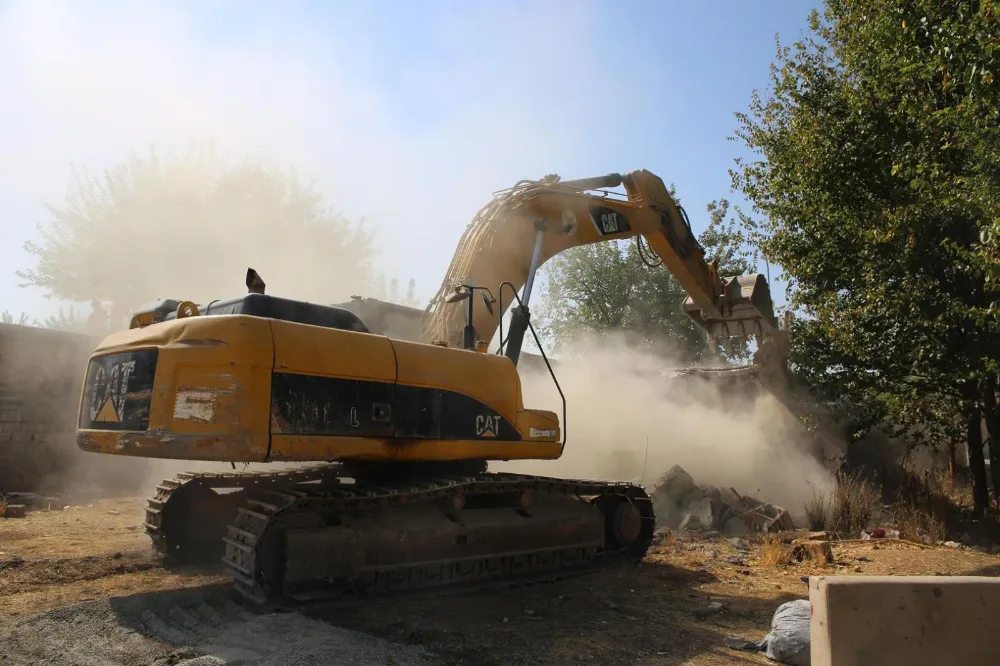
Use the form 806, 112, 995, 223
682, 273, 778, 343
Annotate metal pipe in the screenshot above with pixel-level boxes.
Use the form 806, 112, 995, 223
557, 173, 624, 191
522, 224, 546, 306
504, 223, 547, 366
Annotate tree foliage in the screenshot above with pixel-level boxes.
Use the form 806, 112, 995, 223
0, 308, 91, 333
1, 311, 36, 326
731, 1, 1000, 510
17, 144, 378, 321
538, 195, 759, 363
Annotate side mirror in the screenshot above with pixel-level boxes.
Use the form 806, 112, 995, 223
481, 291, 495, 316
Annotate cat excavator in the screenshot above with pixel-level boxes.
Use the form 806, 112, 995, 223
75, 169, 779, 605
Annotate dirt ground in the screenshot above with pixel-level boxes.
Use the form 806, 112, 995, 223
2, 498, 999, 665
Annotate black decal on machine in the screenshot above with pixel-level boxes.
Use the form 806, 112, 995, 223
393, 385, 521, 441
79, 349, 158, 431
269, 372, 522, 441
589, 205, 631, 236
270, 373, 395, 437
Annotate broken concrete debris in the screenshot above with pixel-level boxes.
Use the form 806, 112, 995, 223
693, 600, 726, 619
649, 465, 796, 535
789, 537, 833, 564
0, 492, 63, 517
0, 503, 26, 518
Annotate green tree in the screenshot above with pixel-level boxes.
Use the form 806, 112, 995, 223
538, 195, 759, 363
17, 144, 377, 321
731, 2, 1000, 511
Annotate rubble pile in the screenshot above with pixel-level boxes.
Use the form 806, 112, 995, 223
649, 465, 795, 536
0, 491, 70, 520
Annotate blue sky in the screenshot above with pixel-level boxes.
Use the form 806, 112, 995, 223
0, 0, 819, 322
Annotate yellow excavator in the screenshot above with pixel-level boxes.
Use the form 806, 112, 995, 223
75, 169, 778, 605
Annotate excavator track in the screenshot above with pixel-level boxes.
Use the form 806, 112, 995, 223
220, 471, 655, 605
144, 465, 339, 563
144, 467, 655, 605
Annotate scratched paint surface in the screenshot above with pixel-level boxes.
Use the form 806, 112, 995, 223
172, 390, 218, 422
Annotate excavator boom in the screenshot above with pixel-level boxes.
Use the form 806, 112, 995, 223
422, 170, 778, 358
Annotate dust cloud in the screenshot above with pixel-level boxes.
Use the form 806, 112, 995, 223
0, 4, 824, 511
0, 0, 639, 499
0, 1, 652, 319
496, 333, 836, 514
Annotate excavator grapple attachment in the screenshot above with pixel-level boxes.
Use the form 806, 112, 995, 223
683, 273, 778, 342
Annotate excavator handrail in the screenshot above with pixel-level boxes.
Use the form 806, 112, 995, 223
497, 280, 567, 454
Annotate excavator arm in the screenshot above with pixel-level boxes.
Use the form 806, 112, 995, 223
421, 169, 778, 362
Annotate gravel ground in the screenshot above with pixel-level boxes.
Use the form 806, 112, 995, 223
5, 499, 1000, 665
0, 587, 440, 666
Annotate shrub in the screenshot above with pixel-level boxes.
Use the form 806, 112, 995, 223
803, 485, 829, 531
890, 466, 951, 542
827, 469, 881, 537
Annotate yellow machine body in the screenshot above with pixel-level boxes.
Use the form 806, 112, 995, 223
77, 314, 561, 464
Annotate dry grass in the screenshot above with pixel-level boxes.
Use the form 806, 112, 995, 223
811, 464, 1000, 546
658, 531, 679, 552
0, 497, 150, 559
803, 486, 828, 531
893, 502, 947, 542
1, 569, 228, 627
829, 469, 881, 535
890, 466, 952, 542
757, 534, 791, 567
0, 499, 231, 628
803, 469, 880, 537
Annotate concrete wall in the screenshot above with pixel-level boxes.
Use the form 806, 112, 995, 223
0, 323, 150, 495
810, 575, 1000, 666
